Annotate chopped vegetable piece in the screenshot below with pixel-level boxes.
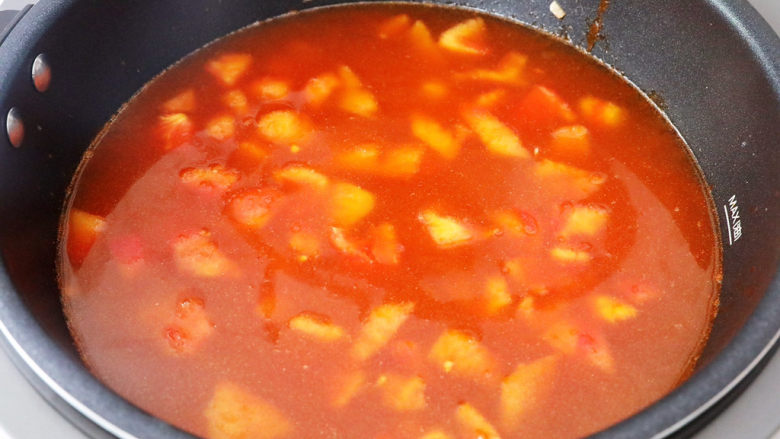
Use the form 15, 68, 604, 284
419, 210, 473, 248
158, 113, 194, 150
340, 88, 378, 117
352, 302, 414, 361
205, 382, 292, 439
492, 210, 538, 236
500, 356, 557, 430
250, 77, 290, 100
337, 144, 380, 171
429, 330, 494, 378
463, 109, 528, 158
578, 332, 615, 372
461, 51, 527, 85
337, 65, 363, 89
455, 403, 501, 439
475, 89, 506, 107
206, 114, 236, 141
421, 81, 447, 99
304, 72, 340, 106
289, 231, 321, 261
411, 114, 461, 159
180, 164, 239, 191
409, 20, 435, 50
378, 14, 411, 39
518, 85, 576, 126
258, 110, 311, 144
381, 146, 424, 177
162, 89, 196, 113
164, 297, 214, 354
67, 209, 106, 266
206, 53, 252, 86
561, 205, 608, 237
332, 370, 367, 408
502, 258, 525, 281
517, 296, 535, 317
288, 313, 345, 341
543, 322, 579, 354
234, 141, 270, 164
227, 188, 280, 229
551, 125, 590, 155
173, 230, 235, 278
330, 182, 376, 227
223, 90, 249, 114
534, 159, 605, 198
274, 164, 330, 190
330, 227, 372, 261
370, 223, 402, 265
420, 431, 454, 439
378, 374, 427, 411
484, 275, 512, 314
438, 18, 488, 55
594, 296, 638, 323
550, 246, 592, 263
579, 96, 624, 126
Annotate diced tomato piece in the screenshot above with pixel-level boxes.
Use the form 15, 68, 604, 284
66, 209, 106, 266
205, 382, 292, 439
205, 53, 252, 86
330, 182, 375, 227
157, 113, 194, 150
257, 110, 311, 145
411, 114, 460, 159
377, 374, 426, 411
352, 302, 414, 361
180, 164, 239, 192
419, 210, 473, 248
500, 355, 557, 431
454, 403, 500, 439
517, 85, 576, 127
227, 188, 281, 229
429, 330, 494, 379
463, 108, 529, 158
438, 18, 488, 55
370, 223, 402, 265
173, 230, 235, 278
249, 77, 290, 101
378, 14, 411, 39
162, 89, 196, 113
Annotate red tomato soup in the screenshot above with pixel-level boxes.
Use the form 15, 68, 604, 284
59, 4, 720, 439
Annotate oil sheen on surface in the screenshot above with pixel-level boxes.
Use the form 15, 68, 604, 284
59, 4, 720, 439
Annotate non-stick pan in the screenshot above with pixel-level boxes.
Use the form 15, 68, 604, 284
0, 1, 778, 438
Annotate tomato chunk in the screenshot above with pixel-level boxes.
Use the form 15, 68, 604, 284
66, 209, 106, 267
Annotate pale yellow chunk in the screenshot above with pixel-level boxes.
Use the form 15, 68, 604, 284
205, 382, 291, 439
378, 14, 411, 39
351, 302, 414, 361
370, 222, 402, 265
500, 355, 557, 431
429, 330, 493, 378
337, 65, 363, 88
534, 159, 605, 197
409, 20, 436, 50
579, 96, 624, 126
492, 211, 531, 237
340, 88, 378, 117
223, 90, 249, 114
463, 51, 527, 85
288, 313, 345, 341
382, 146, 424, 177
561, 205, 608, 237
206, 53, 252, 87
330, 182, 375, 227
289, 231, 320, 262
419, 210, 473, 248
475, 89, 506, 107
420, 431, 454, 439
258, 110, 311, 144
304, 72, 340, 106
378, 374, 427, 411
594, 296, 638, 323
173, 230, 234, 278
336, 144, 380, 171
330, 227, 371, 262
438, 18, 487, 55
455, 403, 501, 439
332, 370, 366, 408
517, 296, 535, 317
180, 164, 239, 191
163, 89, 196, 113
411, 114, 460, 159
421, 81, 448, 99
205, 114, 236, 141
463, 109, 528, 158
485, 275, 512, 314
550, 247, 592, 263
251, 77, 289, 100
274, 165, 330, 190
551, 124, 590, 155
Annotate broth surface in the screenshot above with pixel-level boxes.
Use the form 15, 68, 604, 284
60, 4, 720, 439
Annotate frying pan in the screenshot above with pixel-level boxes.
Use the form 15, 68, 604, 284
0, 1, 778, 438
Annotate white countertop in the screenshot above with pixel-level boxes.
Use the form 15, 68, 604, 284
0, 0, 778, 438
